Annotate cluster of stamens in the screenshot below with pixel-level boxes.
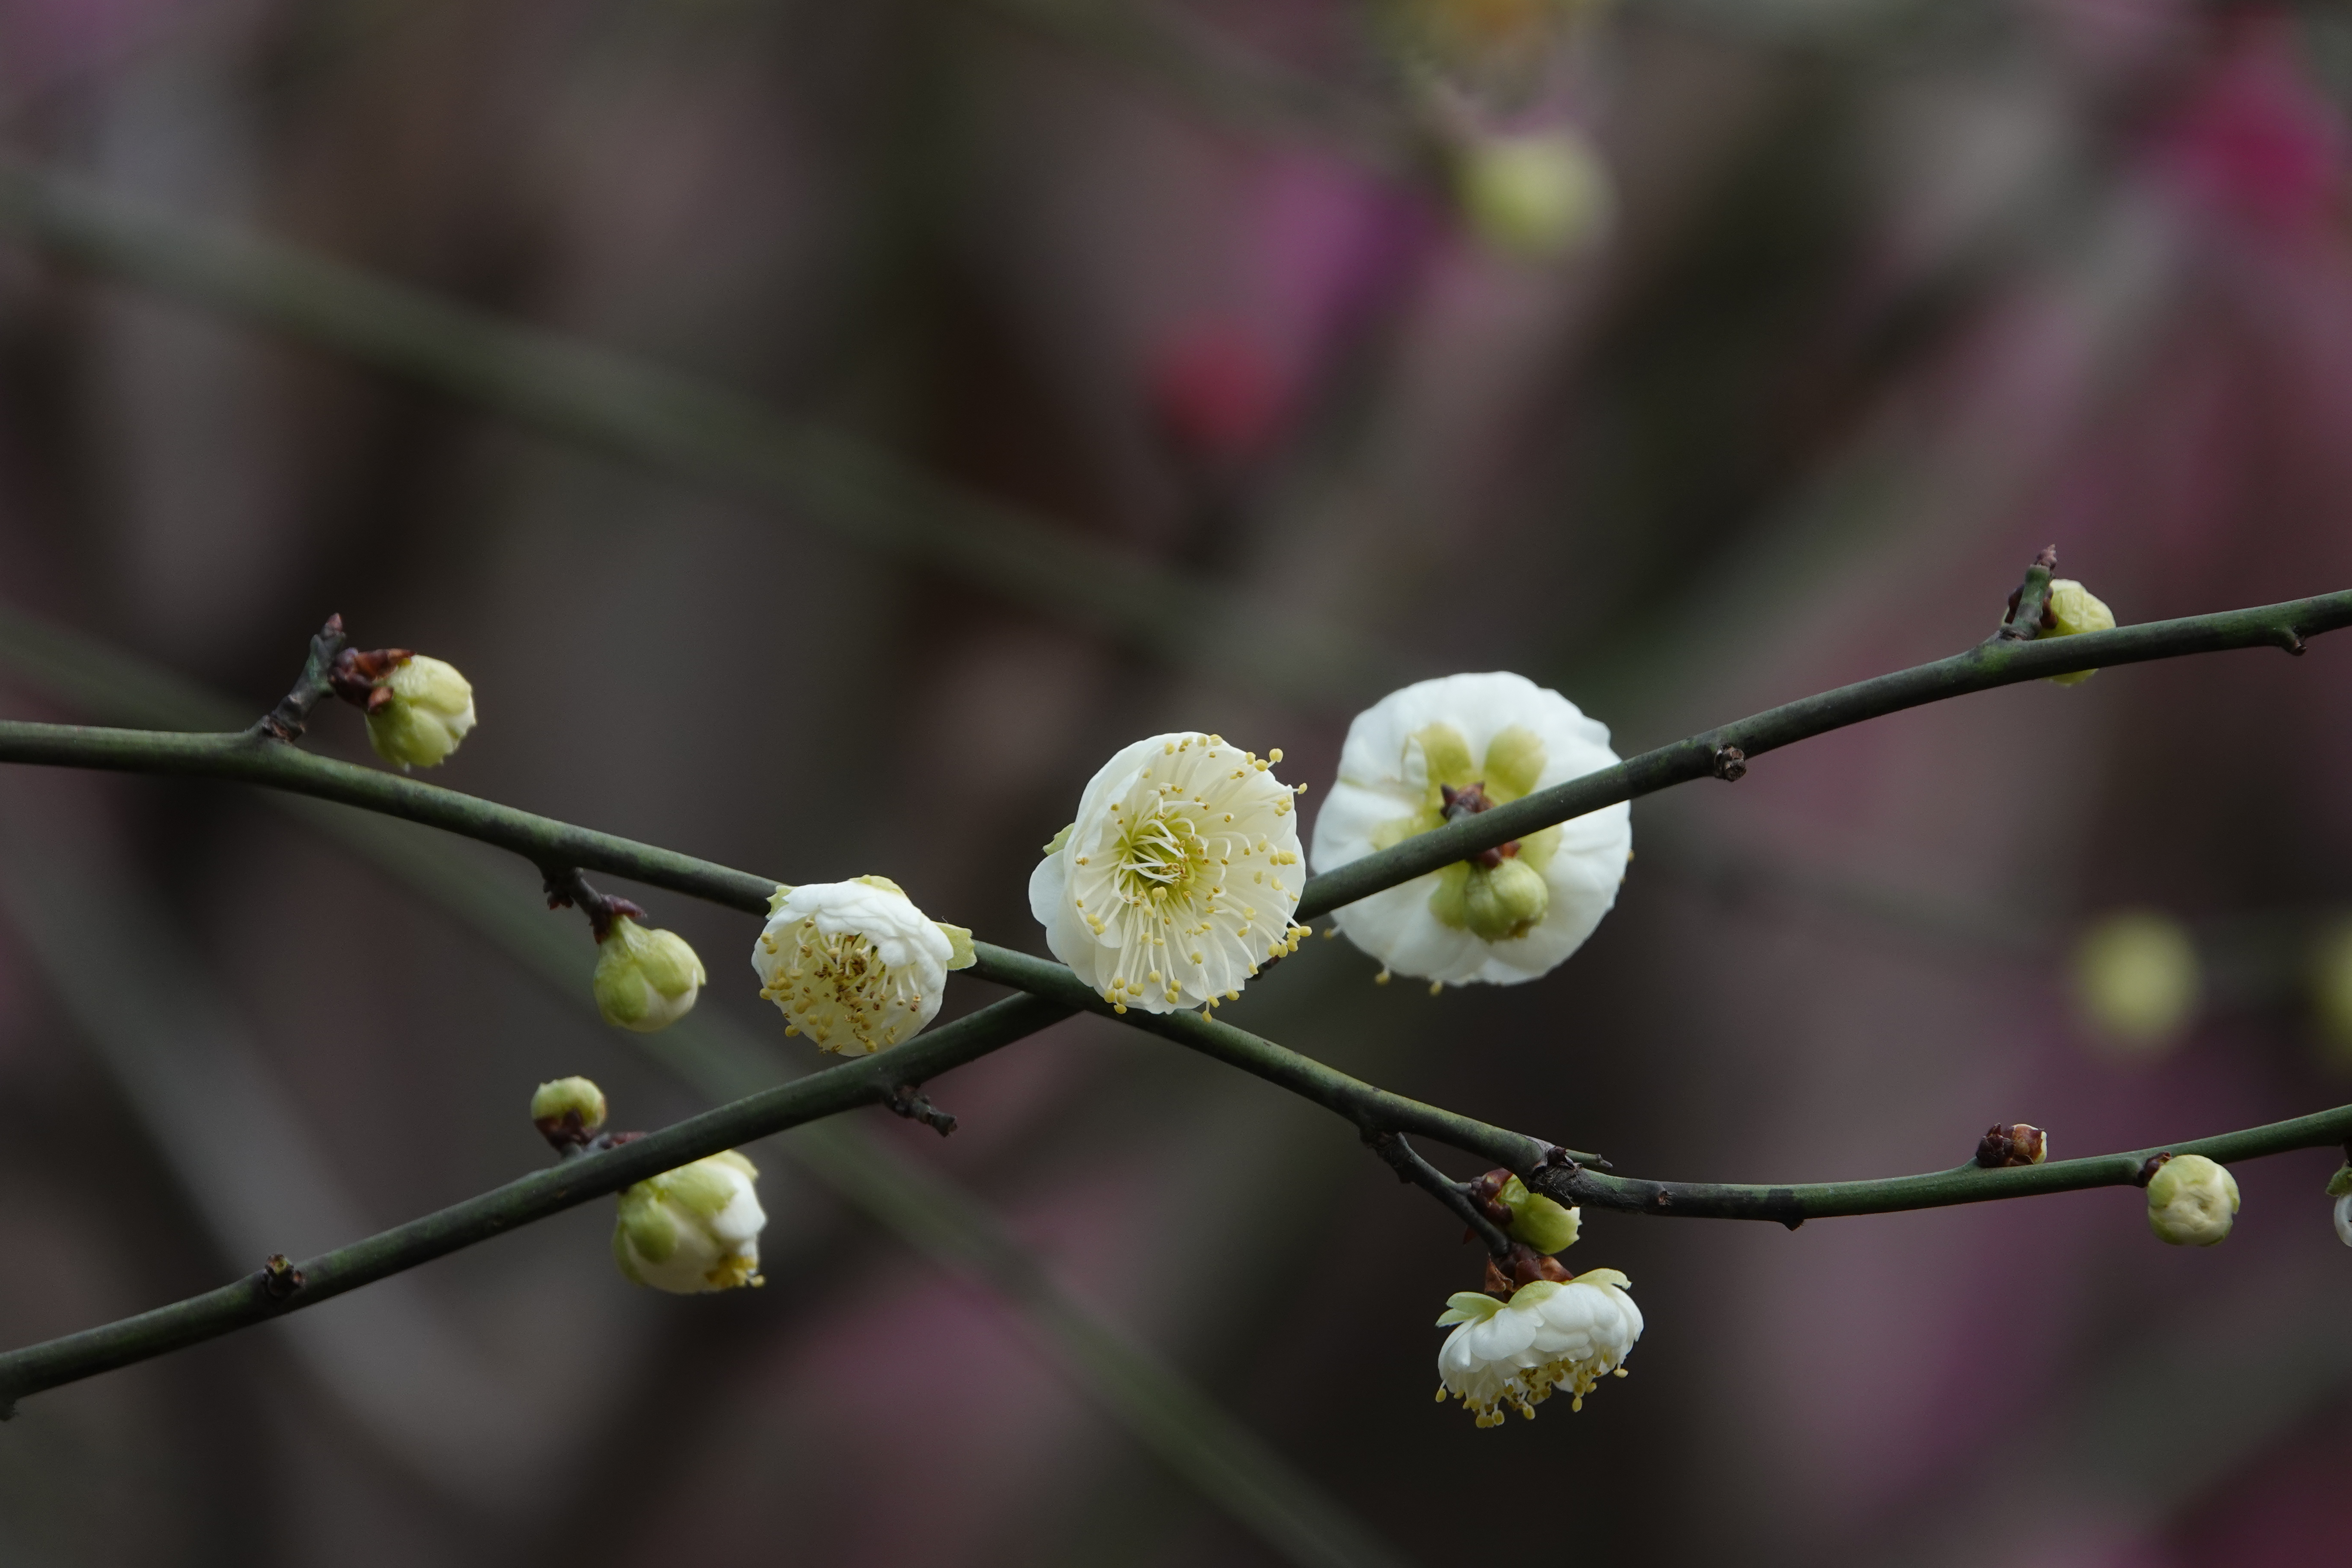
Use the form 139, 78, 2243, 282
757, 919, 927, 1054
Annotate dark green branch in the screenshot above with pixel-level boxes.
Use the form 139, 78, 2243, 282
1296, 586, 2351, 920
1539, 1102, 2352, 1225
0, 991, 1070, 1417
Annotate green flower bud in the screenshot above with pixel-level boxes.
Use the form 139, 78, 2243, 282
362, 654, 477, 769
530, 1075, 606, 1140
1456, 131, 1611, 262
2146, 1153, 2239, 1246
2042, 579, 2116, 686
1461, 858, 1550, 942
593, 916, 706, 1033
1498, 1175, 1581, 1254
613, 1150, 765, 1293
2072, 911, 2200, 1055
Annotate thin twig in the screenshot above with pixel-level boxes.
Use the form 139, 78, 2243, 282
1368, 1132, 1513, 1257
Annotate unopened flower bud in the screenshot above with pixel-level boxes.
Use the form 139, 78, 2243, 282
531, 1075, 607, 1143
2145, 1153, 2238, 1246
1497, 1174, 1581, 1254
1461, 858, 1550, 943
1456, 130, 1612, 262
1975, 1123, 2048, 1168
592, 916, 706, 1033
2073, 911, 2200, 1055
2041, 579, 2116, 686
2335, 1192, 2352, 1248
613, 1150, 766, 1293
361, 654, 478, 768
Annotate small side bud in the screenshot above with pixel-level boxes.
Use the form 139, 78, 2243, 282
2041, 579, 2116, 686
532, 1076, 608, 1146
2073, 911, 2201, 1055
593, 917, 707, 1033
613, 1151, 766, 1293
1497, 1174, 1581, 1255
1975, 1123, 2049, 1168
2145, 1153, 2239, 1246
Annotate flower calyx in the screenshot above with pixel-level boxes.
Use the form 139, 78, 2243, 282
1482, 1243, 1575, 1297
1467, 1167, 1583, 1254
1975, 1123, 2049, 1168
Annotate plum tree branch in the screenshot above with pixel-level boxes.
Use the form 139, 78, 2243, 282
1, 578, 2347, 1408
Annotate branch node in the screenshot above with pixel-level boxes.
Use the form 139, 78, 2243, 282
260, 1254, 306, 1300
542, 866, 645, 943
1709, 744, 1748, 782
250, 615, 348, 742
2135, 1152, 2173, 1188
2277, 627, 2308, 656
1994, 548, 2060, 643
1975, 1123, 2047, 1169
883, 1084, 958, 1137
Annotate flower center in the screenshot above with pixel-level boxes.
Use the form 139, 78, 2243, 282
1112, 802, 1212, 906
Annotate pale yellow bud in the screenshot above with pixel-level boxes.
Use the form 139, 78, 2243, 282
363, 654, 478, 767
1498, 1175, 1581, 1254
2042, 579, 2116, 686
593, 916, 706, 1033
2072, 911, 2200, 1056
530, 1075, 606, 1137
613, 1151, 765, 1293
2146, 1154, 2238, 1246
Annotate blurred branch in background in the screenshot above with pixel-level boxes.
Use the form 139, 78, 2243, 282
0, 159, 1400, 704
0, 607, 1411, 1568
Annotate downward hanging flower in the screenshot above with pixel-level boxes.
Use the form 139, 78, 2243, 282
753, 877, 975, 1054
613, 1151, 767, 1294
1029, 732, 1310, 1014
1435, 1271, 1643, 1427
1311, 672, 1631, 987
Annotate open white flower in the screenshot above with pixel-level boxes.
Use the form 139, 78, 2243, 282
612, 1150, 766, 1294
752, 877, 976, 1054
1029, 732, 1309, 1015
1311, 672, 1631, 986
1435, 1271, 1642, 1427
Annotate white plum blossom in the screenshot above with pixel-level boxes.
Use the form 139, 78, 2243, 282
1435, 1271, 1643, 1427
1029, 732, 1310, 1015
1311, 672, 1631, 987
2335, 1191, 2352, 1249
612, 1150, 766, 1294
752, 877, 976, 1054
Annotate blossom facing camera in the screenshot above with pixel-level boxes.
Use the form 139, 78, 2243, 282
592, 917, 707, 1033
1435, 1271, 1642, 1427
2042, 579, 2116, 686
2073, 911, 2201, 1055
753, 877, 975, 1054
1457, 131, 1612, 262
1498, 1175, 1581, 1254
1029, 733, 1310, 1014
612, 1151, 766, 1294
531, 1076, 607, 1143
1310, 672, 1631, 987
362, 654, 477, 768
2146, 1153, 2239, 1246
